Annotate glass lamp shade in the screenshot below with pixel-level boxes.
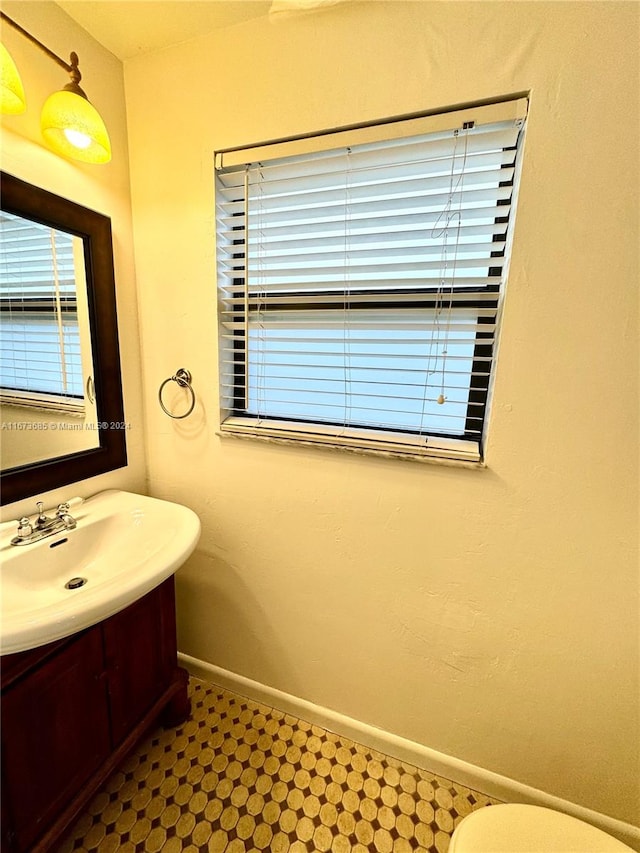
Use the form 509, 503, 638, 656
1, 43, 26, 114
41, 89, 111, 164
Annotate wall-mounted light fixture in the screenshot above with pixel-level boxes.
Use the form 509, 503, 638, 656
0, 12, 111, 164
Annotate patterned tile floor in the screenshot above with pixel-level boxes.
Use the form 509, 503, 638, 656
57, 677, 500, 853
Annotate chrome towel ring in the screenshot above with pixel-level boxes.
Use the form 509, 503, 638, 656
158, 368, 196, 419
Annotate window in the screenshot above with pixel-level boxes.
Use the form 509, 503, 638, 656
0, 211, 85, 412
215, 97, 527, 463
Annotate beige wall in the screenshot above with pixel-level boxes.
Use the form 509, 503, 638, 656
125, 0, 639, 825
0, 1, 146, 518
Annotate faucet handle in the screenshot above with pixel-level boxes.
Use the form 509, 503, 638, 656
56, 502, 70, 515
16, 517, 33, 538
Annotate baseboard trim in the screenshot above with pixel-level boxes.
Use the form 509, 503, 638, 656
179, 653, 639, 851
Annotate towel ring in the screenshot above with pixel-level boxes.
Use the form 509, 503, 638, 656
158, 368, 196, 419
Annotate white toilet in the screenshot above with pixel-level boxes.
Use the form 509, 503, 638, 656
448, 804, 635, 853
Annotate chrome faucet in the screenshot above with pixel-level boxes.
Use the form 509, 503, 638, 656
11, 501, 77, 546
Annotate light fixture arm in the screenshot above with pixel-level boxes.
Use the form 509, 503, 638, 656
0, 12, 78, 77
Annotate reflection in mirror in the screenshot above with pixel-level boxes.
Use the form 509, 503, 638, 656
1, 210, 99, 469
0, 172, 127, 505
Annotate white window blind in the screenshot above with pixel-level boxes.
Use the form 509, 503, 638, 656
0, 211, 84, 411
215, 98, 527, 463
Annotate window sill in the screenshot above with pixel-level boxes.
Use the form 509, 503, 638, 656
218, 418, 485, 468
0, 392, 85, 418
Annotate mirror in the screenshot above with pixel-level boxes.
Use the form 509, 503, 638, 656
0, 172, 127, 505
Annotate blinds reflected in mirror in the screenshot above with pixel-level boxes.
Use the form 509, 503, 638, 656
0, 211, 84, 411
216, 98, 527, 462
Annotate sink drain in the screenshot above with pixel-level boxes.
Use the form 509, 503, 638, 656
65, 577, 87, 590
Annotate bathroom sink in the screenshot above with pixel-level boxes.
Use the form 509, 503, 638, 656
0, 490, 200, 655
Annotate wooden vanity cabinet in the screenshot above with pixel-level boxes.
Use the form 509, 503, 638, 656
1, 576, 189, 853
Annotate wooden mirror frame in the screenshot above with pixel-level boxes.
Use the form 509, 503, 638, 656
1, 172, 127, 505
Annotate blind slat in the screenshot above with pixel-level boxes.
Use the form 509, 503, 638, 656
228, 259, 503, 282
221, 241, 505, 268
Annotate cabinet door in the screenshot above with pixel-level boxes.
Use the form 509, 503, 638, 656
1, 627, 110, 852
104, 577, 178, 745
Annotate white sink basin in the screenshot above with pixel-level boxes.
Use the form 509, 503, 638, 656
0, 490, 200, 655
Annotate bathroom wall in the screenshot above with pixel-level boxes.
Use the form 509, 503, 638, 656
125, 0, 638, 827
0, 1, 146, 517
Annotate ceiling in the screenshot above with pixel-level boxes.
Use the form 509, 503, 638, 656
54, 1, 272, 60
